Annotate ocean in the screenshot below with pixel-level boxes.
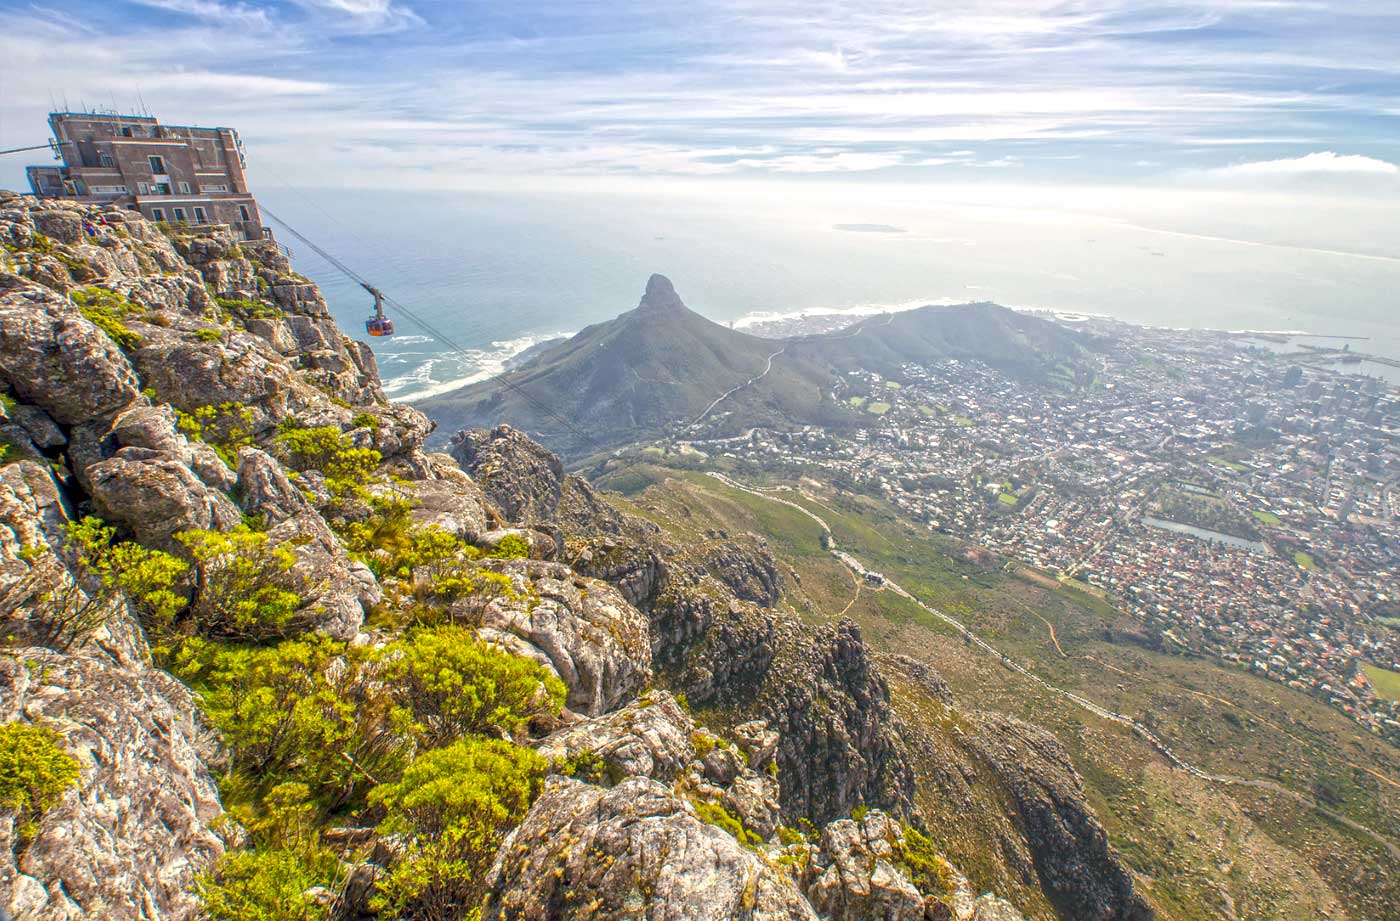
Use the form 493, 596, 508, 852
255, 186, 1400, 399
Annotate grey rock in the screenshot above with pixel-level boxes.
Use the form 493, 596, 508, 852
702, 746, 745, 785
0, 650, 224, 921
0, 286, 141, 425
969, 714, 1152, 921
970, 894, 1027, 921
534, 690, 695, 782
807, 811, 926, 921
733, 720, 781, 771
450, 424, 563, 527
476, 559, 651, 716
87, 451, 241, 552
403, 453, 491, 539
9, 405, 65, 450
483, 776, 817, 921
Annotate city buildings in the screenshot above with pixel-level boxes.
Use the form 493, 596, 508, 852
24, 111, 267, 240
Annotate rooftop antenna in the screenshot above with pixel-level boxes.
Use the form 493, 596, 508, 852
137, 88, 149, 119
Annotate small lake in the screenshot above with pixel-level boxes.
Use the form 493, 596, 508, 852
1141, 516, 1269, 553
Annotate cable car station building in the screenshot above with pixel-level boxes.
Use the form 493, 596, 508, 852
25, 112, 268, 241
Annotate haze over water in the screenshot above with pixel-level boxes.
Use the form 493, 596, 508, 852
263, 185, 1400, 401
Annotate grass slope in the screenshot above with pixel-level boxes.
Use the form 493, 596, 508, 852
599, 461, 1400, 921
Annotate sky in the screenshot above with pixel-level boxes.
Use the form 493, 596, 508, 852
1, 1, 1398, 228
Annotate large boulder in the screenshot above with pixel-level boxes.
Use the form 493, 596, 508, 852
0, 650, 224, 921
86, 450, 241, 552
0, 286, 141, 426
535, 690, 695, 782
403, 453, 492, 539
483, 776, 817, 921
475, 558, 651, 717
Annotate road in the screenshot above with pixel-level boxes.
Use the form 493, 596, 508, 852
703, 471, 1400, 861
688, 346, 787, 428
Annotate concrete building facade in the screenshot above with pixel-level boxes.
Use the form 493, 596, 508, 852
26, 112, 268, 240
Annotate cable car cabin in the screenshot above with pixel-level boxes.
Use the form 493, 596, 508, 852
362, 284, 394, 337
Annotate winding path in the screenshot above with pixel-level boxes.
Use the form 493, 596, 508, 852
703, 471, 1400, 861
688, 346, 787, 427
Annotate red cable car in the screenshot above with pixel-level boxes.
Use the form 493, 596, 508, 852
363, 284, 394, 337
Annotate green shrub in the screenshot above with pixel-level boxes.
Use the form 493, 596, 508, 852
198, 847, 337, 921
175, 636, 392, 800
215, 296, 283, 320
196, 328, 224, 342
350, 412, 378, 430
0, 722, 81, 841
175, 526, 302, 640
691, 798, 760, 850
896, 824, 955, 899
67, 517, 189, 636
71, 286, 141, 349
276, 424, 380, 495
175, 402, 255, 467
381, 626, 565, 746
484, 533, 531, 560
370, 738, 547, 920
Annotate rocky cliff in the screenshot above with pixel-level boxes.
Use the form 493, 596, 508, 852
0, 193, 1144, 921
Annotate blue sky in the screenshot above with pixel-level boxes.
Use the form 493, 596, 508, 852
1, 0, 1399, 193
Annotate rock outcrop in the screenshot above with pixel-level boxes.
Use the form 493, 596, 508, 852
483, 776, 817, 921
969, 714, 1153, 921
476, 558, 652, 717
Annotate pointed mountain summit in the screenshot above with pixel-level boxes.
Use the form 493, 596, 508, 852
419, 276, 842, 458
637, 273, 687, 313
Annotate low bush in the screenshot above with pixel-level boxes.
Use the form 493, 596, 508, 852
381, 626, 565, 746
176, 525, 303, 640
0, 721, 81, 841
198, 846, 337, 921
369, 737, 547, 920
71, 286, 140, 348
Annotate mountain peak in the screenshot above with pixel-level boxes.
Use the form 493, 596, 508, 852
638, 273, 686, 313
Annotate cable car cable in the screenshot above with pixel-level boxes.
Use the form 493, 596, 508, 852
258, 205, 592, 444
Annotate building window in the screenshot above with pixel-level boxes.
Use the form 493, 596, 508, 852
151, 208, 165, 221
239, 205, 251, 221
148, 155, 165, 174
193, 207, 207, 223
153, 182, 171, 195
173, 208, 187, 222
178, 181, 191, 194
99, 154, 114, 168
121, 127, 133, 138
137, 182, 150, 195
205, 183, 227, 192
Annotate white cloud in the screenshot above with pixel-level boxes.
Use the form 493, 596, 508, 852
129, 0, 270, 28
1215, 151, 1399, 176
290, 0, 422, 33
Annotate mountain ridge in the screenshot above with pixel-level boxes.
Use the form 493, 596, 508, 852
419, 274, 1088, 459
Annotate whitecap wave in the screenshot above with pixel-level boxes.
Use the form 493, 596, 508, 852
383, 330, 575, 402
